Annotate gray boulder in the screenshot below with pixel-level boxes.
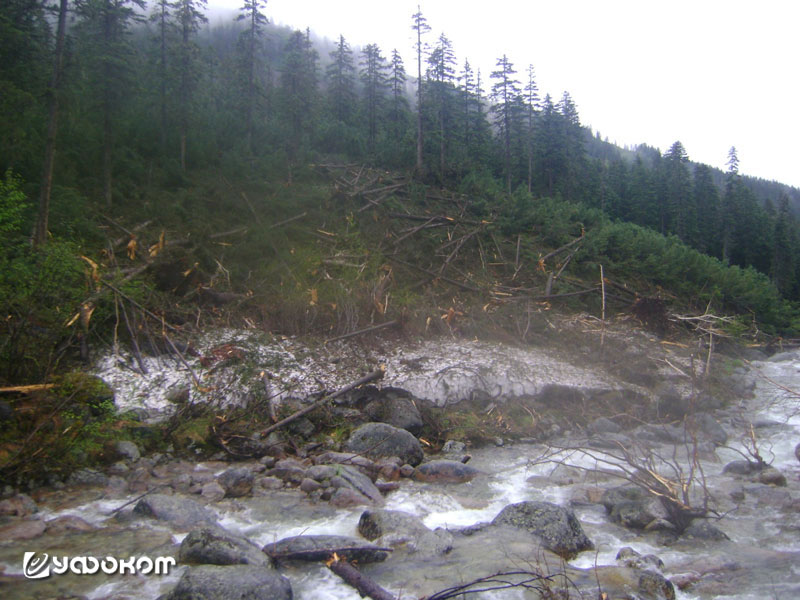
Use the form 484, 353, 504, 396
412, 460, 480, 484
329, 464, 383, 503
165, 565, 291, 600
638, 570, 676, 600
795, 442, 800, 464
682, 520, 729, 541
217, 468, 255, 498
133, 493, 217, 529
358, 509, 453, 557
589, 417, 622, 434
115, 440, 141, 462
345, 423, 423, 466
67, 468, 109, 487
264, 534, 389, 563
601, 486, 665, 530
491, 501, 593, 559
363, 387, 424, 435
695, 413, 727, 445
179, 527, 270, 567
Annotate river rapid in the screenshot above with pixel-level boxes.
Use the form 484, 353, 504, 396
1, 334, 799, 600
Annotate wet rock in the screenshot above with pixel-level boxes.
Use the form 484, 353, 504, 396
654, 384, 690, 419
267, 458, 308, 486
0, 493, 37, 517
358, 509, 453, 557
586, 432, 633, 450
375, 458, 401, 481
0, 518, 46, 540
795, 442, 800, 464
345, 422, 423, 466
115, 440, 141, 462
67, 468, 109, 487
589, 417, 622, 434
682, 520, 729, 541
164, 565, 291, 600
325, 465, 383, 503
312, 452, 379, 479
399, 464, 415, 477
201, 481, 226, 502
257, 476, 284, 490
264, 534, 389, 563
441, 440, 466, 454
179, 527, 270, 567
299, 478, 322, 493
412, 460, 480, 484
491, 501, 593, 559
758, 467, 787, 487
601, 485, 665, 530
217, 467, 254, 497
616, 546, 664, 570
638, 570, 676, 600
745, 484, 792, 508
363, 387, 424, 435
635, 423, 685, 444
722, 459, 759, 475
330, 487, 373, 508
133, 493, 217, 528
696, 413, 727, 445
44, 515, 95, 534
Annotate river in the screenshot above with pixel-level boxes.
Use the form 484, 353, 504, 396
1, 339, 798, 599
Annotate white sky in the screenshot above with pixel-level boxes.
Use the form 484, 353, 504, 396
209, 0, 800, 188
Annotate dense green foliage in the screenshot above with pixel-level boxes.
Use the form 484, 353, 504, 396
2, 0, 800, 388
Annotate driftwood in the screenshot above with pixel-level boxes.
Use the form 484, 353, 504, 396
325, 320, 400, 344
260, 367, 385, 437
266, 546, 392, 563
327, 556, 396, 600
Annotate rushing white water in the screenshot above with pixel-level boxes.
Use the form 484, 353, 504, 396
4, 347, 799, 600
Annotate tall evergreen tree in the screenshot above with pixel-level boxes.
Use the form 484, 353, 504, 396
426, 33, 456, 178
280, 29, 317, 158
325, 34, 356, 123
772, 194, 795, 295
411, 6, 430, 175
523, 64, 539, 193
663, 140, 695, 244
33, 0, 69, 248
173, 0, 207, 172
490, 54, 520, 195
692, 163, 721, 257
237, 0, 268, 153
75, 0, 145, 206
360, 43, 388, 156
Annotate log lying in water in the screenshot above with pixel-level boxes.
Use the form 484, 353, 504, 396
327, 554, 397, 600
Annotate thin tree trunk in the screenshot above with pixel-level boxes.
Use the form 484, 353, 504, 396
103, 101, 113, 208
33, 0, 68, 248
415, 21, 423, 174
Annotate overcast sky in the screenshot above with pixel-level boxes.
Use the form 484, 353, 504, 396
209, 0, 800, 188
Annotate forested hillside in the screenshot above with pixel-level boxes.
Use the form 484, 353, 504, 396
3, 1, 800, 384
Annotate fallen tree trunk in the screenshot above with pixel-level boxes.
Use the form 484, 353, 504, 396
327, 556, 397, 600
260, 367, 385, 437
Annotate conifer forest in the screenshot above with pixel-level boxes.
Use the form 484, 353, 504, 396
3, 0, 800, 384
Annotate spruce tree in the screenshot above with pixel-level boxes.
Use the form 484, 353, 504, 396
490, 54, 520, 195
411, 6, 430, 175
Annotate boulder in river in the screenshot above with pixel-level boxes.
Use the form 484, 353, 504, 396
601, 485, 667, 530
179, 527, 270, 567
345, 422, 424, 466
358, 508, 454, 557
133, 493, 217, 529
412, 459, 480, 483
165, 564, 291, 600
491, 501, 593, 560
217, 467, 255, 497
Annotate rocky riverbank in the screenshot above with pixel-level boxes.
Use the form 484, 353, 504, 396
2, 318, 799, 599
